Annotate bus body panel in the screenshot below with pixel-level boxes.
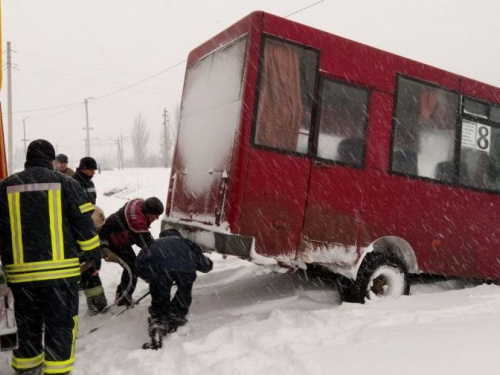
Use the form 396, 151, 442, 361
164, 11, 500, 281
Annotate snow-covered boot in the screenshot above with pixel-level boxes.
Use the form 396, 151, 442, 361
87, 293, 108, 315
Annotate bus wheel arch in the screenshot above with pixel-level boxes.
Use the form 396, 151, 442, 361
338, 236, 417, 303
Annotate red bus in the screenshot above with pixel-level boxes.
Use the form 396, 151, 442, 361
162, 11, 500, 302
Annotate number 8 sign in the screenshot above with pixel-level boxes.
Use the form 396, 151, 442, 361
476, 124, 491, 153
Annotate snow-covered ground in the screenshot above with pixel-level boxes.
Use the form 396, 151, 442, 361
1, 168, 500, 374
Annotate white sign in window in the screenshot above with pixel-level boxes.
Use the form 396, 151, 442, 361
461, 119, 491, 154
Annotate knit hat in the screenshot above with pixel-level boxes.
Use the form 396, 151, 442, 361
141, 197, 164, 215
79, 157, 98, 170
159, 228, 182, 238
56, 154, 69, 163
26, 139, 56, 161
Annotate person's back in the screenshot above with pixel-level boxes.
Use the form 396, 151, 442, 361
0, 140, 100, 375
136, 229, 212, 346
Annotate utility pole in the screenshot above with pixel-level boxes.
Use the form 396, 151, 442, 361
7, 42, 13, 174
83, 98, 94, 156
22, 117, 29, 156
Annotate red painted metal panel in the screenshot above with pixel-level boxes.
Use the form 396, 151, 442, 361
239, 149, 310, 257
460, 77, 500, 104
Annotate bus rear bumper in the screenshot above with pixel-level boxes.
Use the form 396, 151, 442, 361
161, 218, 255, 259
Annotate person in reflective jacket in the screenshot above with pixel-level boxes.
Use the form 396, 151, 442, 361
0, 139, 100, 375
136, 229, 213, 337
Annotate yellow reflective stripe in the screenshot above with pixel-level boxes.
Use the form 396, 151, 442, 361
83, 284, 104, 298
79, 202, 94, 213
56, 189, 65, 259
71, 315, 78, 359
77, 235, 100, 251
48, 189, 65, 261
7, 268, 80, 283
43, 358, 75, 374
12, 352, 44, 369
5, 258, 79, 273
8, 192, 23, 264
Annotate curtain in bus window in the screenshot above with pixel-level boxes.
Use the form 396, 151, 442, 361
392, 78, 458, 180
255, 40, 303, 152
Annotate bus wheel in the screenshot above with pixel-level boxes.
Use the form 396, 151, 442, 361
358, 253, 410, 301
337, 254, 410, 303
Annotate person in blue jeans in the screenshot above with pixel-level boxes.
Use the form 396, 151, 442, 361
136, 229, 213, 338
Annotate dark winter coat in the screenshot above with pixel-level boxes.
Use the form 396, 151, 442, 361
0, 159, 100, 287
73, 168, 96, 204
136, 235, 213, 281
99, 198, 154, 252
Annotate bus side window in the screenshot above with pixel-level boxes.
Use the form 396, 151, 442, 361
254, 38, 318, 153
460, 125, 500, 192
316, 79, 369, 167
392, 77, 459, 181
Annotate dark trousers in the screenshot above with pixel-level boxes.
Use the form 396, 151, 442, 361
114, 246, 138, 302
149, 271, 196, 321
11, 282, 78, 375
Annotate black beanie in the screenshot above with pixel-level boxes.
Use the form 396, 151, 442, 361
56, 154, 69, 163
79, 157, 98, 170
26, 139, 56, 161
141, 197, 164, 215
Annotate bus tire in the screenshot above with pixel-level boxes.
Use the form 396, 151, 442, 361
338, 253, 410, 303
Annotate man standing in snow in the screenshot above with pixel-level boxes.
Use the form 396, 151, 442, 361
73, 156, 98, 204
99, 197, 164, 306
0, 139, 101, 375
136, 229, 213, 341
73, 156, 107, 315
55, 153, 75, 177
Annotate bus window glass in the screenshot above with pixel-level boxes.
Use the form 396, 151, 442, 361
317, 80, 369, 167
392, 77, 459, 181
254, 38, 319, 153
459, 122, 500, 192
463, 98, 488, 119
491, 106, 500, 123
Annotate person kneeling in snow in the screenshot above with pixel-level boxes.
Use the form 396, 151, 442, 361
136, 229, 213, 338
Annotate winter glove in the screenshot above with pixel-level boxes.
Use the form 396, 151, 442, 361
102, 246, 120, 263
80, 249, 101, 270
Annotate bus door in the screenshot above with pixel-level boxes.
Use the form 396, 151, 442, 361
238, 37, 320, 258
299, 79, 370, 264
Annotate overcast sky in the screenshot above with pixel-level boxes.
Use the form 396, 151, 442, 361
2, 0, 500, 169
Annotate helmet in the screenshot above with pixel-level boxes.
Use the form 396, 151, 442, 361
91, 206, 106, 230
142, 197, 164, 215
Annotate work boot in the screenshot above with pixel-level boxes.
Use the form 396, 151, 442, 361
87, 293, 108, 315
148, 317, 169, 338
115, 292, 133, 307
168, 315, 188, 333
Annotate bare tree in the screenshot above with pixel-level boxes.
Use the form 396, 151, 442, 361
131, 113, 150, 167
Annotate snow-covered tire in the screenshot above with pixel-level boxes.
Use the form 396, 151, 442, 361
338, 253, 410, 303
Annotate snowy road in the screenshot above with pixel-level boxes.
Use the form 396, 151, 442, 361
1, 168, 499, 374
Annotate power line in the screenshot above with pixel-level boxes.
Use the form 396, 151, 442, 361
284, 0, 326, 18
6, 0, 325, 116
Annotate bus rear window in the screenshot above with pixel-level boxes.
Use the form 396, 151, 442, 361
392, 77, 459, 181
254, 37, 319, 153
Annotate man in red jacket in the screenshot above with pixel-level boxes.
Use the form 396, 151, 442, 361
99, 197, 164, 306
